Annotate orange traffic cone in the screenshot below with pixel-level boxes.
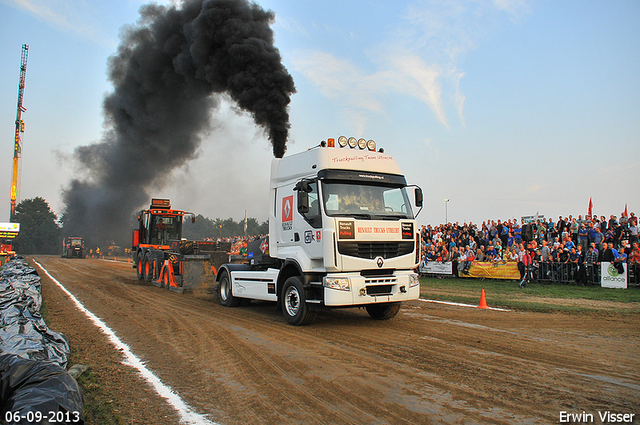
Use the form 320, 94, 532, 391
477, 289, 488, 309
114, 257, 117, 262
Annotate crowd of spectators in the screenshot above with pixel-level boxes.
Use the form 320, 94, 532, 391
420, 211, 639, 285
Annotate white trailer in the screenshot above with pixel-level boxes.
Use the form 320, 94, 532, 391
216, 137, 423, 325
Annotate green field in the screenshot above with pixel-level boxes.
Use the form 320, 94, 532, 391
419, 276, 640, 314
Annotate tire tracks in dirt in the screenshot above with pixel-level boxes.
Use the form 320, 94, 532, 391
34, 256, 640, 425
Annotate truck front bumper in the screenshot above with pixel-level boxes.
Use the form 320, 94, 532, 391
322, 271, 420, 306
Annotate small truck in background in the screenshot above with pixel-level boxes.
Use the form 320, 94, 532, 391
216, 136, 423, 325
61, 237, 86, 259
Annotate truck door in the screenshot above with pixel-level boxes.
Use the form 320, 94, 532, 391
294, 180, 323, 260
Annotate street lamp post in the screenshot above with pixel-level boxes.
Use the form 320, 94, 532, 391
444, 199, 450, 224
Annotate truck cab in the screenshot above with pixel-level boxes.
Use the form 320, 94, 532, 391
217, 137, 423, 325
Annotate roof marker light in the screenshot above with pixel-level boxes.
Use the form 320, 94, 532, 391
338, 136, 348, 147
358, 138, 367, 149
327, 138, 335, 147
348, 137, 357, 148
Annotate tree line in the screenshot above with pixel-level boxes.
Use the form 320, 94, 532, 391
10, 197, 268, 255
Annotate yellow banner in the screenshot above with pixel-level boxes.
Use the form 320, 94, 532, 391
462, 261, 520, 280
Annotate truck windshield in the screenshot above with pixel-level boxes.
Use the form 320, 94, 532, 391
321, 182, 414, 219
150, 215, 182, 245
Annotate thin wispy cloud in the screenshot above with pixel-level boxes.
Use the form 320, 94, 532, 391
292, 0, 531, 130
2, 0, 114, 47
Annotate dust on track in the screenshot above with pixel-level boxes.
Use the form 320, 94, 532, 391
33, 256, 640, 425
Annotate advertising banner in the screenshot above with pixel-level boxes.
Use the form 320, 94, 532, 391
420, 261, 453, 275
601, 262, 627, 289
462, 262, 521, 280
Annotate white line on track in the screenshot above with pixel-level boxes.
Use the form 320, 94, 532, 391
419, 298, 511, 311
34, 260, 218, 425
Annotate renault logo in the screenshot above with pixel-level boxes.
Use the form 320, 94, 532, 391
376, 256, 384, 268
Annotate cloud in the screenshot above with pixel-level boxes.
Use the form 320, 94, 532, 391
291, 0, 531, 130
293, 49, 447, 129
1, 0, 113, 47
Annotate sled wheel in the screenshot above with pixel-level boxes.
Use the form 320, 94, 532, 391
136, 252, 145, 281
162, 265, 170, 289
143, 252, 153, 283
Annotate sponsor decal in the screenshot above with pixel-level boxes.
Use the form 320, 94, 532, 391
0, 223, 19, 232
601, 262, 627, 288
338, 221, 355, 239
402, 222, 414, 239
260, 238, 268, 254
304, 230, 315, 244
358, 226, 400, 234
330, 154, 395, 164
282, 195, 293, 231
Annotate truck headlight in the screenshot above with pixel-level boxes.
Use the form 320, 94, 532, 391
325, 277, 351, 291
409, 273, 420, 288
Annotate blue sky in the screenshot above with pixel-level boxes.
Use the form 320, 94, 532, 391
0, 0, 638, 229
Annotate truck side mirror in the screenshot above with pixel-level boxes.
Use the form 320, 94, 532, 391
415, 188, 423, 208
295, 180, 311, 214
298, 191, 309, 214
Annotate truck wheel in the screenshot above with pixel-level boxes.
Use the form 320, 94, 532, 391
143, 253, 153, 283
282, 276, 317, 326
161, 265, 170, 289
218, 270, 240, 307
136, 252, 145, 281
366, 302, 401, 320
154, 259, 162, 283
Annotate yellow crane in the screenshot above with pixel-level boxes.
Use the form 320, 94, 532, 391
10, 44, 28, 221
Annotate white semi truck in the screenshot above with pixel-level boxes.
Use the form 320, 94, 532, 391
216, 136, 423, 325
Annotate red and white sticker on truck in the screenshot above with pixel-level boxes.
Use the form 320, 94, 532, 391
282, 195, 293, 231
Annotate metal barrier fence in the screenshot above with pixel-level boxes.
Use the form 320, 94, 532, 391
421, 260, 639, 287
531, 262, 638, 286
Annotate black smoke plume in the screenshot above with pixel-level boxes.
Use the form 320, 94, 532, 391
62, 0, 295, 247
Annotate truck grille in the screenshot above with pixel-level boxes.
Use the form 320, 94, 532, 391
337, 241, 414, 260
366, 285, 394, 296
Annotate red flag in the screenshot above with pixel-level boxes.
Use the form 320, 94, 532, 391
588, 198, 593, 219
624, 203, 628, 217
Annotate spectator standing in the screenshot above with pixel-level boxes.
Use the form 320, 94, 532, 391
584, 244, 599, 284
629, 246, 640, 285
629, 221, 639, 247
519, 248, 533, 288
578, 224, 589, 252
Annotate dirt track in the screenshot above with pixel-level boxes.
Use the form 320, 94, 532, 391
33, 256, 639, 424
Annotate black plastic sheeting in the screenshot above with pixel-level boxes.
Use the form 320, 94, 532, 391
0, 257, 69, 368
0, 257, 84, 424
0, 354, 84, 424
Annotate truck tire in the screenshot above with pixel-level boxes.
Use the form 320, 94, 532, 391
366, 302, 401, 320
143, 252, 153, 283
136, 252, 144, 281
218, 270, 240, 307
161, 264, 170, 289
154, 258, 162, 283
282, 276, 317, 326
